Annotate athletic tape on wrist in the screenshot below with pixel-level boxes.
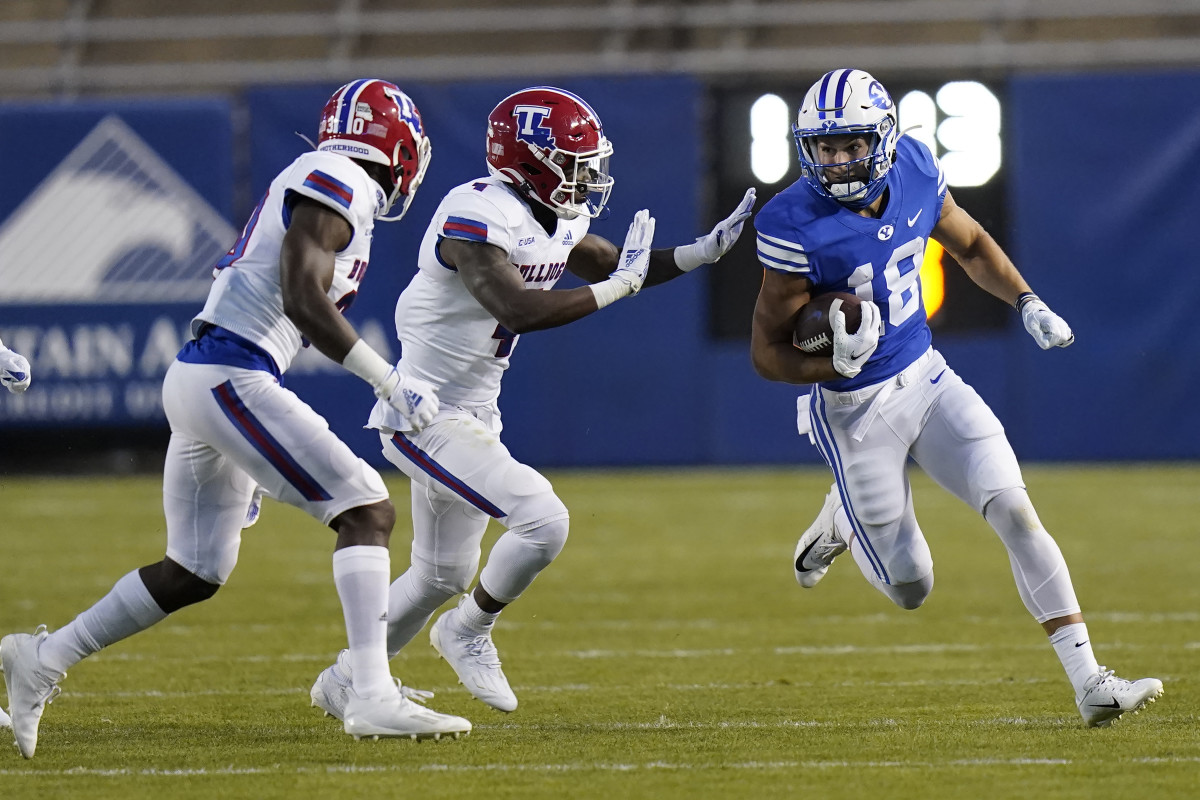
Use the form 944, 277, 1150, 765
342, 339, 394, 387
673, 241, 708, 272
589, 277, 628, 309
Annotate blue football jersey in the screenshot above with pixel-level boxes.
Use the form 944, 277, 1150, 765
754, 136, 948, 391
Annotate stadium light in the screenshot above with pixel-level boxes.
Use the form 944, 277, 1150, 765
749, 93, 791, 184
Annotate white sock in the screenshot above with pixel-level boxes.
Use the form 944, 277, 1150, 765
1049, 622, 1100, 699
455, 592, 499, 634
39, 571, 168, 677
385, 569, 454, 657
332, 546, 394, 699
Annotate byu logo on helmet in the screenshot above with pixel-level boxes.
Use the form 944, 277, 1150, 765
512, 105, 556, 150
867, 81, 893, 110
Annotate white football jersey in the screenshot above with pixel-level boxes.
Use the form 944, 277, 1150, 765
369, 175, 590, 430
193, 150, 385, 373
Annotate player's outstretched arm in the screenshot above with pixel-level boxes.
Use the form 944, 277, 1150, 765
0, 337, 31, 394
280, 197, 439, 429
933, 191, 1073, 349
447, 209, 655, 332
570, 188, 757, 290
750, 270, 843, 385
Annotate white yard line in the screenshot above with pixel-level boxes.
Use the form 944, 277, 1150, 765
2, 756, 1198, 778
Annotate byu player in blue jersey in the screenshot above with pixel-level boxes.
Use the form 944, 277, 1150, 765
751, 69, 1161, 727
1, 80, 472, 758
0, 337, 31, 394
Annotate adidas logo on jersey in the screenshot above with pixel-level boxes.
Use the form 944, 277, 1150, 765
0, 115, 236, 305
562, 230, 574, 245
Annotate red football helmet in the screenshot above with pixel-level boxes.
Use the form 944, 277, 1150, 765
486, 86, 614, 219
317, 79, 432, 221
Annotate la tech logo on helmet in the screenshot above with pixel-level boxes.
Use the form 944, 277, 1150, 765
512, 105, 556, 149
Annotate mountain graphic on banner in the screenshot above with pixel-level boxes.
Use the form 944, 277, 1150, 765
0, 115, 236, 304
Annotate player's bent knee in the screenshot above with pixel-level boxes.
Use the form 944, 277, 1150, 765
139, 558, 221, 614
984, 487, 1042, 534
512, 516, 570, 566
332, 499, 395, 547
885, 573, 934, 610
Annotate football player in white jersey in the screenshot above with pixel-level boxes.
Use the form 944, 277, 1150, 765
309, 86, 756, 716
752, 69, 1161, 727
0, 337, 31, 393
1, 79, 472, 759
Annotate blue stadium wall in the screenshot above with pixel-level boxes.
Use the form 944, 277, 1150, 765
1, 71, 1197, 468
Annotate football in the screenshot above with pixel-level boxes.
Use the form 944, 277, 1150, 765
793, 292, 862, 356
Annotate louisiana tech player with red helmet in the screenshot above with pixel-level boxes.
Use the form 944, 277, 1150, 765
1, 80, 472, 758
751, 68, 1162, 727
309, 86, 757, 717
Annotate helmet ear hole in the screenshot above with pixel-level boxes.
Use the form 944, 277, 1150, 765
519, 161, 543, 176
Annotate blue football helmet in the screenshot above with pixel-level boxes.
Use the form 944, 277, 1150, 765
793, 69, 898, 209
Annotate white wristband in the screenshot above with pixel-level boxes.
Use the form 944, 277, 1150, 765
673, 241, 707, 272
342, 339, 393, 388
588, 277, 629, 310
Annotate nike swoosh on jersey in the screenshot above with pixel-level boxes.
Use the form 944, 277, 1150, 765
907, 209, 923, 226
930, 369, 946, 384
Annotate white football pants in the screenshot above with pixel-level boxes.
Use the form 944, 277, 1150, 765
802, 348, 1081, 621
378, 405, 569, 622
160, 361, 388, 583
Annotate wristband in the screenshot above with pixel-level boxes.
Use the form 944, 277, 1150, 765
673, 241, 708, 273
1015, 291, 1038, 311
342, 339, 393, 387
588, 277, 629, 310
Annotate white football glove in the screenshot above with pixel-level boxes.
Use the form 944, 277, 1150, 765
675, 187, 756, 271
831, 298, 882, 379
1019, 294, 1074, 349
376, 368, 440, 432
613, 208, 655, 296
0, 345, 31, 394
591, 209, 656, 309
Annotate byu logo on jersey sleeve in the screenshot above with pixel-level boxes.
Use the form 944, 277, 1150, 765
512, 105, 556, 149
877, 224, 895, 241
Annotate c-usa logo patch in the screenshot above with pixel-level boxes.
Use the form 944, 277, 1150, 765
512, 104, 556, 149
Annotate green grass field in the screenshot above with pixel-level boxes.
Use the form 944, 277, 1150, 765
0, 465, 1196, 799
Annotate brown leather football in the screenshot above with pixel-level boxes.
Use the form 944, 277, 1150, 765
794, 292, 862, 356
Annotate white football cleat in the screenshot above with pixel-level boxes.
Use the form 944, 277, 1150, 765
310, 649, 353, 721
311, 649, 435, 722
793, 487, 848, 588
0, 706, 11, 730
342, 687, 470, 741
1077, 668, 1163, 728
430, 605, 518, 712
1, 626, 64, 759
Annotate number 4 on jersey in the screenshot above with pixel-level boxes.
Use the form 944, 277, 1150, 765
491, 324, 518, 357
